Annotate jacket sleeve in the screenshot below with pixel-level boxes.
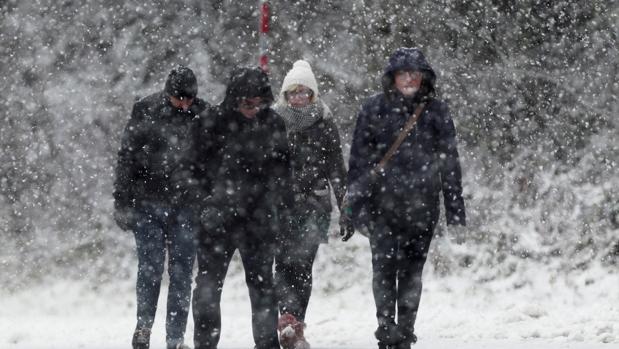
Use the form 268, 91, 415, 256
322, 118, 348, 210
271, 116, 294, 209
193, 107, 227, 210
193, 108, 217, 195
266, 113, 295, 234
347, 97, 380, 214
174, 113, 209, 210
113, 101, 145, 210
434, 102, 466, 226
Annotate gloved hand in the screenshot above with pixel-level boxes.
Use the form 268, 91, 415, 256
114, 208, 138, 231
339, 205, 355, 241
447, 224, 467, 245
354, 205, 373, 237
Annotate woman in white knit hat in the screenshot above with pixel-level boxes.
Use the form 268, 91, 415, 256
273, 60, 353, 349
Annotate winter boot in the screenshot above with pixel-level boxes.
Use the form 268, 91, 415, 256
378, 338, 417, 349
377, 342, 390, 349
395, 327, 418, 348
278, 314, 310, 349
132, 327, 151, 349
392, 335, 417, 349
374, 323, 405, 347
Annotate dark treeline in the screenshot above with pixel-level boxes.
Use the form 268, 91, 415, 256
0, 0, 617, 290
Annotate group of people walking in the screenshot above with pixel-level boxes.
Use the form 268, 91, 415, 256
113, 47, 466, 349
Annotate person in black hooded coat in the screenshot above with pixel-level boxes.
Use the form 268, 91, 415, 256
192, 67, 292, 349
343, 48, 466, 349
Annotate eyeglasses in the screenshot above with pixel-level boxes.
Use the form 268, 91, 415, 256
238, 98, 269, 110
286, 89, 312, 99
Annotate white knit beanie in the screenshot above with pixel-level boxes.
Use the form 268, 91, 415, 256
278, 60, 319, 105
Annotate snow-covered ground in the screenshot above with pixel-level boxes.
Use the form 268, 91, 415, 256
2, 236, 617, 349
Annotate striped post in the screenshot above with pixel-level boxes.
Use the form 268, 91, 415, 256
259, 0, 270, 72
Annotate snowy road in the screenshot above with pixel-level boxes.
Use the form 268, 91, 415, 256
3, 274, 616, 349
2, 311, 615, 349
2, 243, 617, 349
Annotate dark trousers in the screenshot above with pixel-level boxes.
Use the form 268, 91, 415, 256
193, 225, 279, 349
133, 202, 196, 347
274, 242, 319, 322
368, 202, 435, 340
274, 207, 328, 321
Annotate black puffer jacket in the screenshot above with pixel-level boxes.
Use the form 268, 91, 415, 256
113, 92, 209, 211
195, 67, 292, 239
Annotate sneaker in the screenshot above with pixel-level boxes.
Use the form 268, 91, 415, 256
132, 327, 151, 349
277, 314, 310, 349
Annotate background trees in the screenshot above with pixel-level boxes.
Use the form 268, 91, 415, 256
0, 0, 617, 290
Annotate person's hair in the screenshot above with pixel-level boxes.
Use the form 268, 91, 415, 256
283, 84, 315, 103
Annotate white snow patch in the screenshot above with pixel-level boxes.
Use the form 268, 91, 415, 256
1, 240, 617, 349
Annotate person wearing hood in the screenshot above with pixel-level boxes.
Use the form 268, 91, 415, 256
192, 66, 292, 349
342, 48, 467, 348
272, 60, 351, 349
113, 65, 209, 349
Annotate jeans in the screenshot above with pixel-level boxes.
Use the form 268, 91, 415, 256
133, 202, 197, 346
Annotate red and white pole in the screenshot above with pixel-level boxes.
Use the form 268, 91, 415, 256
259, 0, 270, 72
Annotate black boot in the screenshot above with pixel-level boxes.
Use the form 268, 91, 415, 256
377, 341, 390, 349
393, 332, 417, 348
396, 327, 417, 349
375, 323, 405, 348
132, 327, 151, 349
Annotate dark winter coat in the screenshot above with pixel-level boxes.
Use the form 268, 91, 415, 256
287, 116, 347, 214
113, 92, 209, 213
195, 67, 292, 241
347, 48, 466, 229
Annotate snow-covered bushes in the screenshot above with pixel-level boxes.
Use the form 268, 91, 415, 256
0, 0, 616, 291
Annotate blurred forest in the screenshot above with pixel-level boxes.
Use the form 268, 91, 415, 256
0, 0, 617, 291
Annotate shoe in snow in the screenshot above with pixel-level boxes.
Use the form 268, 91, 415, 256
132, 327, 151, 349
278, 314, 310, 349
397, 329, 418, 348
378, 342, 390, 349
294, 337, 310, 349
390, 333, 418, 349
374, 323, 404, 346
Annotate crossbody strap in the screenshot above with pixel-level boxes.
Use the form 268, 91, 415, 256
374, 102, 426, 174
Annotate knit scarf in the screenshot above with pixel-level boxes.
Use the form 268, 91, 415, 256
274, 101, 325, 134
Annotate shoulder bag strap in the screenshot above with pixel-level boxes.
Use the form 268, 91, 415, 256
373, 102, 426, 174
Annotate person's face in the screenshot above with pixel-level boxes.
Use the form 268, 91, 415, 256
285, 85, 313, 108
169, 96, 194, 111
238, 96, 267, 119
394, 70, 423, 96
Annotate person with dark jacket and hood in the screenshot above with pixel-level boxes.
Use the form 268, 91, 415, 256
342, 48, 466, 349
113, 65, 209, 349
192, 67, 292, 349
272, 60, 351, 349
